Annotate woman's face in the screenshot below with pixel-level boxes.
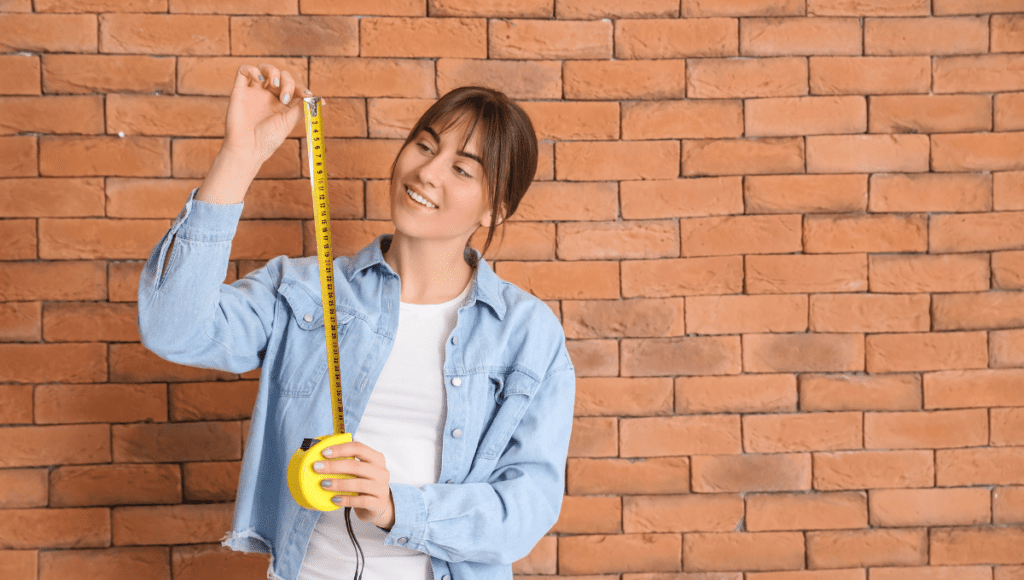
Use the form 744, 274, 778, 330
389, 118, 492, 248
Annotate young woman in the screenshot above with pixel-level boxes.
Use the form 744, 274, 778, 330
138, 64, 575, 580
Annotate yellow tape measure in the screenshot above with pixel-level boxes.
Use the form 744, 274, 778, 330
287, 96, 356, 511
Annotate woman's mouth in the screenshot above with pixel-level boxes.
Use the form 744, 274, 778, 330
406, 187, 438, 209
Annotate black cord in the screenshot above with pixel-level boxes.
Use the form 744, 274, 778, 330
344, 507, 364, 580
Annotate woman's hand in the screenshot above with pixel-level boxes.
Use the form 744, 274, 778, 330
314, 440, 396, 530
221, 63, 309, 166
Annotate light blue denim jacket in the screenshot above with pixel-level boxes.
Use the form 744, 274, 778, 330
137, 189, 575, 580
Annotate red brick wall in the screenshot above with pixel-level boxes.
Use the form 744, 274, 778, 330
3, 0, 1024, 578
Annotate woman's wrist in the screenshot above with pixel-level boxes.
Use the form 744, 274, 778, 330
195, 147, 262, 205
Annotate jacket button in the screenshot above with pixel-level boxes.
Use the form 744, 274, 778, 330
303, 314, 313, 322
452, 429, 462, 438
398, 537, 408, 544
451, 377, 462, 387
451, 335, 459, 345
443, 576, 451, 580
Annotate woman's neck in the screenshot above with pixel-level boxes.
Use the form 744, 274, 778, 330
382, 232, 475, 305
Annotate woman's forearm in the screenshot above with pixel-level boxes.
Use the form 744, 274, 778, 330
195, 147, 263, 205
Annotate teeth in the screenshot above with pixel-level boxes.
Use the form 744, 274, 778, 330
406, 187, 437, 209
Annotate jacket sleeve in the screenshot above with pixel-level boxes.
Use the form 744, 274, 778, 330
383, 350, 576, 565
137, 189, 279, 374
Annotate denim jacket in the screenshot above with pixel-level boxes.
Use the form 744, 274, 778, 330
137, 189, 575, 580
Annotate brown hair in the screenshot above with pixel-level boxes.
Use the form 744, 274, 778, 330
391, 86, 538, 262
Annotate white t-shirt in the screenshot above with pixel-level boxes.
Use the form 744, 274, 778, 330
297, 281, 471, 580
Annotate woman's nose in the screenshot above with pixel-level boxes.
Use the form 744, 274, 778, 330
415, 153, 444, 187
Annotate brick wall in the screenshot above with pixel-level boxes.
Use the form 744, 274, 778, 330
2, 0, 1024, 578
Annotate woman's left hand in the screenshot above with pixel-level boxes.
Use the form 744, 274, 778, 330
314, 441, 396, 530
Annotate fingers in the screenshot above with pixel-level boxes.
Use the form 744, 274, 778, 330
322, 441, 384, 463
235, 64, 263, 89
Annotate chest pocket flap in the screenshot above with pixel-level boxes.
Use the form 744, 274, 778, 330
276, 282, 354, 397
479, 371, 540, 460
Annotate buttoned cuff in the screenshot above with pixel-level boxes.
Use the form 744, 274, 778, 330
174, 187, 245, 242
384, 482, 427, 551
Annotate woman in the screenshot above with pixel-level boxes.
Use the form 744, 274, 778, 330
138, 64, 575, 580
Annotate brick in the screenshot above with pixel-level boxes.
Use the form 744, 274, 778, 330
560, 534, 681, 575
0, 136, 37, 177
536, 140, 554, 180
808, 0, 929, 15
868, 331, 987, 373
688, 57, 807, 98
495, 261, 618, 299
42, 55, 174, 95
873, 566, 996, 580
746, 96, 865, 137
810, 56, 930, 95
113, 504, 233, 546
108, 261, 146, 303
177, 56, 307, 96
805, 214, 927, 254
800, 374, 921, 412
936, 55, 1024, 93
810, 293, 929, 333
931, 526, 1024, 565
315, 138, 402, 180
182, 461, 240, 502
104, 178, 201, 219
935, 133, 1024, 172
302, 0, 422, 15
681, 214, 801, 257
40, 136, 170, 178
172, 543, 270, 580
997, 566, 1024, 580
0, 469, 47, 508
621, 177, 743, 219
366, 98, 433, 138
996, 487, 1024, 524
558, 221, 678, 260
557, 141, 679, 181
38, 0, 164, 9
806, 528, 927, 568
305, 219, 389, 259
688, 294, 806, 335
108, 95, 226, 137
743, 411, 863, 453
520, 101, 618, 141
807, 134, 930, 173
42, 302, 139, 342
112, 422, 241, 463
870, 488, 991, 528
0, 550, 36, 580
0, 301, 40, 341
993, 408, 1024, 447
111, 342, 233, 381
39, 547, 169, 580
926, 369, 1024, 409
0, 221, 34, 260
437, 58, 561, 99
939, 447, 1024, 486
39, 219, 170, 260
491, 19, 610, 59
0, 55, 40, 96
623, 256, 743, 297
557, 0, 677, 18
992, 328, 1024, 367
997, 93, 1024, 132
0, 508, 110, 549
746, 571, 864, 580
621, 336, 742, 377
0, 14, 97, 52
747, 491, 867, 532
621, 415, 741, 456
0, 261, 106, 302
869, 254, 989, 294
0, 424, 110, 469
361, 17, 483, 58
677, 375, 796, 414
683, 0, 804, 16
936, 0, 1024, 14
745, 174, 866, 214
684, 532, 805, 572
311, 57, 434, 98
469, 222, 556, 262
870, 173, 991, 213
616, 18, 737, 59
992, 172, 1024, 212
747, 254, 867, 294
568, 417, 617, 458
551, 496, 621, 534
934, 291, 1024, 332
691, 453, 812, 493
574, 377, 673, 417
564, 60, 688, 100
562, 298, 684, 339
625, 494, 742, 533
99, 14, 227, 54
866, 16, 989, 55
932, 212, 1024, 254
230, 16, 356, 56
814, 450, 933, 490
567, 457, 689, 495
170, 0, 297, 13
515, 181, 618, 221
994, 14, 1024, 53
684, 137, 804, 177
50, 464, 181, 507
743, 17, 861, 56
623, 100, 743, 140
0, 385, 33, 424
566, 339, 619, 377
169, 380, 257, 421
866, 408, 988, 449
173, 138, 302, 179
0, 96, 104, 136
35, 383, 165, 424
875, 95, 993, 135
0, 343, 106, 384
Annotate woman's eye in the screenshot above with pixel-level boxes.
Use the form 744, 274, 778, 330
416, 142, 431, 153
455, 166, 471, 177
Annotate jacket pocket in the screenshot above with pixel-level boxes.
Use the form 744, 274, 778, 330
276, 282, 354, 397
477, 371, 538, 460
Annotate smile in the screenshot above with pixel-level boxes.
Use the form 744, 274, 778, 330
406, 187, 438, 209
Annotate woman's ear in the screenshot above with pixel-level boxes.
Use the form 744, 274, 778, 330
479, 202, 507, 228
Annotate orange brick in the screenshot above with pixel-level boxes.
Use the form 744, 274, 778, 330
299, 0, 422, 15
566, 339, 619, 377
436, 58, 561, 99
744, 411, 862, 453
107, 95, 226, 137
40, 136, 170, 178
0, 550, 35, 580
171, 543, 270, 580
868, 254, 990, 293
0, 220, 34, 259
691, 453, 812, 493
558, 221, 678, 261
684, 137, 804, 176
682, 0, 805, 17
519, 101, 618, 141
807, 134, 930, 173
562, 298, 684, 339
50, 464, 181, 507
806, 528, 927, 568
496, 261, 618, 299
575, 377, 673, 417
623, 100, 743, 140
568, 416, 617, 458
311, 57, 435, 98
688, 294, 806, 335
39, 547, 170, 580
0, 469, 47, 508
616, 18, 737, 58
866, 16, 988, 55
105, 178, 200, 219
0, 261, 106, 302
813, 450, 933, 490
992, 328, 1024, 367
39, 0, 163, 9
997, 566, 1024, 580
43, 54, 175, 95
557, 141, 679, 181
39, 218, 171, 260
810, 293, 929, 333
112, 504, 233, 546
870, 488, 991, 527
935, 54, 1024, 93
621, 177, 743, 219
688, 57, 807, 98
99, 14, 227, 54
871, 94, 992, 134
931, 211, 1024, 252
870, 173, 992, 212
551, 495, 621, 534
995, 486, 1024, 524
513, 535, 556, 575
567, 457, 689, 495
366, 97, 432, 138
515, 181, 618, 221
491, 19, 610, 59
934, 133, 1024, 172
108, 262, 150, 303
169, 0, 297, 13
747, 491, 867, 531
0, 14, 97, 52
361, 17, 483, 58
875, 566, 997, 580
625, 494, 743, 533
0, 343, 107, 384
0, 96, 104, 135
746, 254, 867, 293
560, 534, 682, 575
808, 0, 929, 15
742, 17, 861, 56
112, 422, 241, 463
182, 461, 242, 502
230, 16, 357, 56
430, 0, 548, 16
867, 331, 987, 373
676, 375, 797, 414
934, 291, 1024, 332
35, 383, 165, 424
0, 385, 34, 424
866, 408, 988, 449
0, 508, 110, 549
42, 302, 139, 343
557, 0, 676, 18
996, 93, 1024, 132
800, 374, 922, 412
931, 526, 1024, 565
746, 96, 865, 137
173, 138, 302, 179
621, 336, 742, 377
684, 532, 805, 572
993, 408, 1024, 447
622, 256, 743, 297
621, 415, 742, 456
0, 302, 40, 341
177, 56, 307, 96
317, 138, 403, 179
935, 0, 1024, 14
810, 56, 930, 94
681, 214, 800, 257
745, 174, 866, 214
246, 179, 362, 220
994, 14, 1024, 53
805, 214, 927, 253
564, 60, 688, 99
0, 54, 41, 96
938, 447, 1024, 486
168, 380, 258, 421
926, 369, 1024, 409
746, 570, 865, 580
0, 136, 38, 177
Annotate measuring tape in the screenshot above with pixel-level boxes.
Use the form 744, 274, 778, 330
287, 96, 356, 511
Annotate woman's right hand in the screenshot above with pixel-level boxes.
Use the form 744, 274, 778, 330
221, 63, 309, 165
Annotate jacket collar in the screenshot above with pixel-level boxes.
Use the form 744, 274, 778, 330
344, 234, 507, 320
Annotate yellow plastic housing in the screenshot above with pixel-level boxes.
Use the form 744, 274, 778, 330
287, 432, 357, 511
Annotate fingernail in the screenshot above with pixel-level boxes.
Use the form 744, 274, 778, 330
332, 496, 343, 504
258, 74, 264, 82
282, 94, 290, 105
322, 448, 333, 457
320, 480, 331, 489
304, 89, 312, 95
313, 462, 324, 471
273, 77, 280, 87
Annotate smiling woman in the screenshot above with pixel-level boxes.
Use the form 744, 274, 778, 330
136, 66, 575, 580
